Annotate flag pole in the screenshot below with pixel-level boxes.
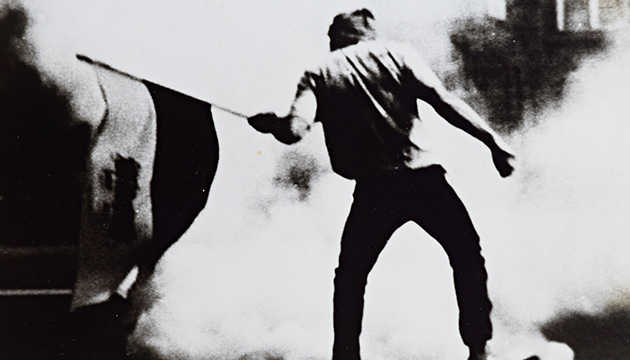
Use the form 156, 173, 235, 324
77, 54, 252, 119
210, 103, 250, 119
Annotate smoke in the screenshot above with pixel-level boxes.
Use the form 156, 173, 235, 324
8, 0, 630, 359
498, 29, 630, 316
134, 16, 630, 360
128, 4, 630, 360
272, 149, 328, 202
448, 13, 609, 132
456, 28, 630, 358
0, 1, 95, 246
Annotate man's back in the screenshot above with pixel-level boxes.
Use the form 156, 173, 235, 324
299, 41, 433, 179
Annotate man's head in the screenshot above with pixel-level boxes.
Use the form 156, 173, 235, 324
328, 8, 377, 51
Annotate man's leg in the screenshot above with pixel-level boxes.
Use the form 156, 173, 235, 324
332, 182, 404, 360
409, 170, 492, 359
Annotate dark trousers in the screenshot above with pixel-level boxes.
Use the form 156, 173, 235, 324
332, 165, 492, 360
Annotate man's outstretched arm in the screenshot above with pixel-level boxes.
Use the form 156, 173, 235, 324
248, 88, 316, 145
404, 47, 515, 177
426, 89, 515, 177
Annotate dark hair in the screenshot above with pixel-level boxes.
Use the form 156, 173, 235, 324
328, 8, 377, 51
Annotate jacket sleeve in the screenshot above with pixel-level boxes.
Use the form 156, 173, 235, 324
400, 45, 511, 153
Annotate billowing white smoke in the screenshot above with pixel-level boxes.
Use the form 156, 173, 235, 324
13, 0, 630, 359
133, 26, 630, 360
443, 29, 630, 359
503, 32, 630, 316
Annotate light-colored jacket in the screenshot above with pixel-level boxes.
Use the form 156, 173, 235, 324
288, 40, 505, 180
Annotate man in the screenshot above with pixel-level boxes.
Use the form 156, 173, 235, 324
248, 8, 515, 360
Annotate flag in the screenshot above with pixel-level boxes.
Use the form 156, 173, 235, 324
71, 56, 219, 309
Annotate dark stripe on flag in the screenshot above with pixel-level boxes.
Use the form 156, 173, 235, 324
142, 81, 220, 270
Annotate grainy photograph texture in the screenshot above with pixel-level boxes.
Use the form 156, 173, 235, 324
0, 1, 629, 360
